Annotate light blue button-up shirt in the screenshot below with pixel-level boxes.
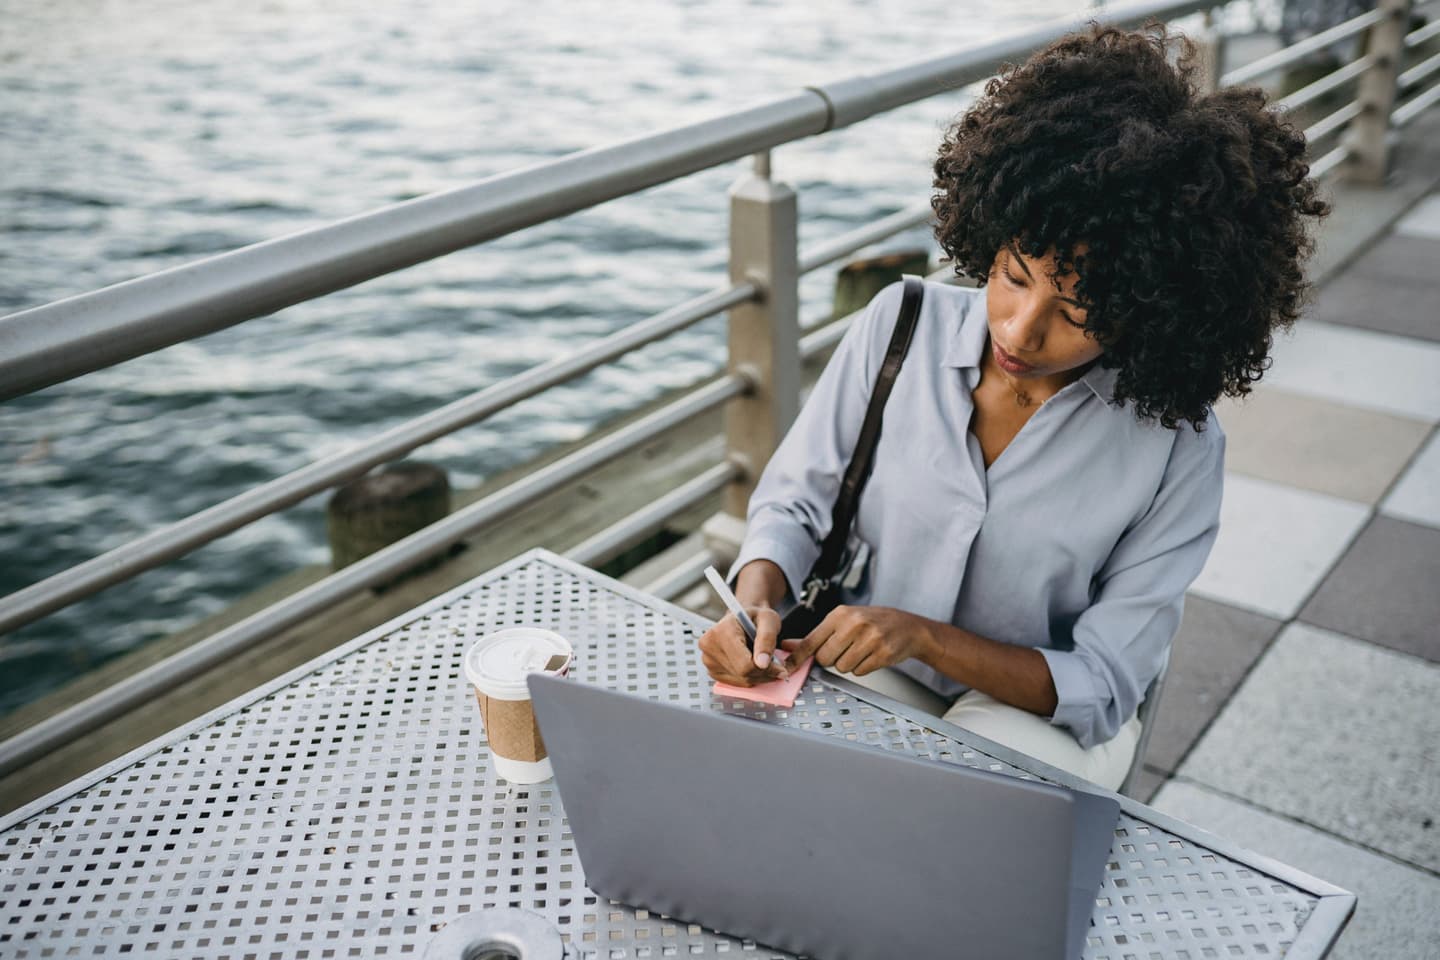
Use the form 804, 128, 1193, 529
732, 279, 1225, 748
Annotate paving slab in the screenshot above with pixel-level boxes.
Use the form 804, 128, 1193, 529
1325, 229, 1440, 286
1143, 595, 1281, 773
1381, 428, 1440, 529
1308, 265, 1440, 342
1215, 386, 1430, 503
1178, 623, 1440, 873
1152, 781, 1440, 960
1261, 320, 1440, 422
1188, 474, 1369, 619
1300, 515, 1440, 663
1394, 193, 1440, 240
1310, 119, 1440, 283
1308, 231, 1440, 342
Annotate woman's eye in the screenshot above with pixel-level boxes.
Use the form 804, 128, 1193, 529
1002, 266, 1025, 287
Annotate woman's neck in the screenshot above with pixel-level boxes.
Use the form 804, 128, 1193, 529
980, 335, 1095, 408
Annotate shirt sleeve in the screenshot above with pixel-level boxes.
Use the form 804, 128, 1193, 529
728, 281, 908, 601
1038, 415, 1226, 749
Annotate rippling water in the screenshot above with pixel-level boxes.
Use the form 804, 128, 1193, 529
0, 0, 1090, 715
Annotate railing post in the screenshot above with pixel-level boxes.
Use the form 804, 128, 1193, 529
1345, 0, 1412, 183
1195, 8, 1224, 95
709, 151, 800, 559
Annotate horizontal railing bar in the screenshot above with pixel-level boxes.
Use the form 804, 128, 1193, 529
800, 309, 840, 335
797, 203, 935, 275
1406, 17, 1440, 48
1221, 9, 1387, 87
643, 547, 720, 603
1399, 50, 1440, 88
0, 0, 1208, 403
0, 100, 820, 402
1303, 100, 1365, 143
800, 311, 859, 360
1276, 54, 1377, 112
0, 373, 748, 778
800, 312, 840, 338
1308, 143, 1352, 179
814, 0, 1210, 131
1392, 77, 1440, 124
565, 461, 739, 568
0, 282, 754, 638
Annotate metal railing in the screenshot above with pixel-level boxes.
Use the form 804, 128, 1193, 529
1220, 8, 1388, 86
0, 376, 749, 771
1, 0, 1436, 776
0, 0, 1210, 638
0, 0, 1211, 404
1276, 53, 1378, 111
0, 282, 757, 636
1395, 0, 1440, 123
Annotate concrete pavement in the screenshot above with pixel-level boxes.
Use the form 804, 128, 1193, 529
1131, 188, 1440, 958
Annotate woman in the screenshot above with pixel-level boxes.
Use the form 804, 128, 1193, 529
696, 23, 1328, 790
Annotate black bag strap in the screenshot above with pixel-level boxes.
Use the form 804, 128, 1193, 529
810, 276, 924, 583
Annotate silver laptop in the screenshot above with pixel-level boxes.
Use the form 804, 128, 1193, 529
528, 673, 1118, 960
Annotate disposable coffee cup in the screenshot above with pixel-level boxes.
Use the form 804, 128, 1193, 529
464, 627, 573, 784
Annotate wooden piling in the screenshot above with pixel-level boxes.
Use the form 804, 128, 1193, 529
327, 461, 452, 587
832, 250, 931, 319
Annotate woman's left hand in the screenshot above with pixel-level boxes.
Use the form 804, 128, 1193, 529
782, 605, 939, 676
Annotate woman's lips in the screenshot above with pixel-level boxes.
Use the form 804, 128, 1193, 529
993, 341, 1035, 374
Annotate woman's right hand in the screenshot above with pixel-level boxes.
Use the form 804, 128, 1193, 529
697, 604, 788, 686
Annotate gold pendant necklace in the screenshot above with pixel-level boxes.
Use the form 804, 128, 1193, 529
985, 343, 1036, 407
998, 368, 1033, 407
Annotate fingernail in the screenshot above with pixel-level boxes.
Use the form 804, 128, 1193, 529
755, 652, 770, 669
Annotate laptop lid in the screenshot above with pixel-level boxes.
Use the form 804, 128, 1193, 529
528, 674, 1117, 960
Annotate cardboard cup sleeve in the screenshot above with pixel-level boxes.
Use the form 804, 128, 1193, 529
476, 689, 547, 763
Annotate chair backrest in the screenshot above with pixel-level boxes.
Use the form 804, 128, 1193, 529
1118, 663, 1170, 797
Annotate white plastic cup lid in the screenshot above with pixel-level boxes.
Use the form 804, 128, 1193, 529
464, 627, 573, 700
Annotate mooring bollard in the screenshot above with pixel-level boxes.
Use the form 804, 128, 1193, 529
327, 461, 452, 587
832, 250, 931, 320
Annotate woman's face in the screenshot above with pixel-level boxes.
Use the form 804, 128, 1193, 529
985, 243, 1103, 381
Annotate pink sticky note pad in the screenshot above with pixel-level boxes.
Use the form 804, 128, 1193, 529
711, 651, 814, 708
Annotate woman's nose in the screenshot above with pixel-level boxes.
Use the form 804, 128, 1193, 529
1006, 300, 1046, 352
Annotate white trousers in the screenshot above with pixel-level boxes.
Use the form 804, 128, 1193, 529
831, 666, 1141, 792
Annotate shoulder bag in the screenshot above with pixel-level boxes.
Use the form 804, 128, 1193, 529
778, 275, 924, 640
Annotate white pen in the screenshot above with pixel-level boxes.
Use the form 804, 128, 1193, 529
703, 565, 758, 650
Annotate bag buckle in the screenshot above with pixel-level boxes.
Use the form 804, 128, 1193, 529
799, 576, 828, 610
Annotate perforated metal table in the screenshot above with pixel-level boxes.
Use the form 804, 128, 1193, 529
0, 549, 1354, 959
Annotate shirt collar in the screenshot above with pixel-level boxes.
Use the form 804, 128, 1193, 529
941, 285, 1120, 404
1078, 361, 1120, 404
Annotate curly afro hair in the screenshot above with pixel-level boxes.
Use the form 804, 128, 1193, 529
932, 22, 1329, 429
